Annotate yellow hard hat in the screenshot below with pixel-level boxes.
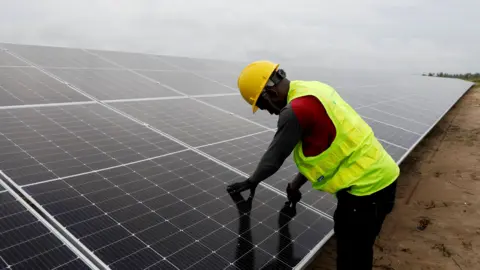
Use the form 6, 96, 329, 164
237, 60, 279, 113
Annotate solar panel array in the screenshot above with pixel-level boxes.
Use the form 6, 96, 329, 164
0, 42, 474, 270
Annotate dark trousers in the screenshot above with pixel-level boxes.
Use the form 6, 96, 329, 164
333, 181, 397, 270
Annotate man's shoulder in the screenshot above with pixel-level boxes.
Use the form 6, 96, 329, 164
277, 103, 299, 127
279, 102, 295, 119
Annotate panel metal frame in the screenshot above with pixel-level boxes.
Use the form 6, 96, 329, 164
0, 101, 96, 110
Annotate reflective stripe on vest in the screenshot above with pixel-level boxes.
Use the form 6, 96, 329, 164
288, 80, 400, 196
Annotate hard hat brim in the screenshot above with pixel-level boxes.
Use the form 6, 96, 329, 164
250, 63, 279, 114
251, 89, 262, 114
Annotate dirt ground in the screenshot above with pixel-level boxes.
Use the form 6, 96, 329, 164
308, 84, 480, 270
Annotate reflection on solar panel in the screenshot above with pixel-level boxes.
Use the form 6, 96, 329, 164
0, 42, 474, 270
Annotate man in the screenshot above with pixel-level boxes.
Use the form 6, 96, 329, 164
226, 60, 400, 270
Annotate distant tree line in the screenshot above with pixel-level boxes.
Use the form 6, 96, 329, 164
422, 72, 480, 82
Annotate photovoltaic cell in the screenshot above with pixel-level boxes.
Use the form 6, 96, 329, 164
0, 189, 89, 269
20, 150, 333, 270
2, 43, 116, 68
0, 104, 184, 185
0, 67, 90, 106
138, 70, 236, 95
110, 99, 268, 147
198, 131, 337, 216
47, 68, 180, 100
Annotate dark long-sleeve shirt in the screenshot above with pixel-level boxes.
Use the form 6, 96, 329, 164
249, 95, 337, 187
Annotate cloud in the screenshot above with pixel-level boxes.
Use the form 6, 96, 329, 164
0, 0, 478, 73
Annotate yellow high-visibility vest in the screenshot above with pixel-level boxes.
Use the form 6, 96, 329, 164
288, 80, 400, 196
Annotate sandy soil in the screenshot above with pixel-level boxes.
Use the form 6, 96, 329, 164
307, 84, 480, 270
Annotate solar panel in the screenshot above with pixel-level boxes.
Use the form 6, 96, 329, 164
0, 67, 90, 106
88, 50, 180, 71
0, 104, 185, 185
359, 106, 430, 134
108, 99, 268, 147
0, 180, 94, 269
136, 71, 236, 95
0, 42, 474, 270
192, 71, 240, 89
1, 43, 115, 68
149, 55, 247, 73
46, 69, 181, 100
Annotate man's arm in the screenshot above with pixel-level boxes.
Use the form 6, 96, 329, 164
290, 172, 308, 190
226, 104, 304, 196
248, 105, 303, 185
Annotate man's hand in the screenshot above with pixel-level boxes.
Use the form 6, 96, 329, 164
226, 179, 258, 199
285, 183, 302, 207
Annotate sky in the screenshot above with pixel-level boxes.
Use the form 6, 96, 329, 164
0, 0, 478, 74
